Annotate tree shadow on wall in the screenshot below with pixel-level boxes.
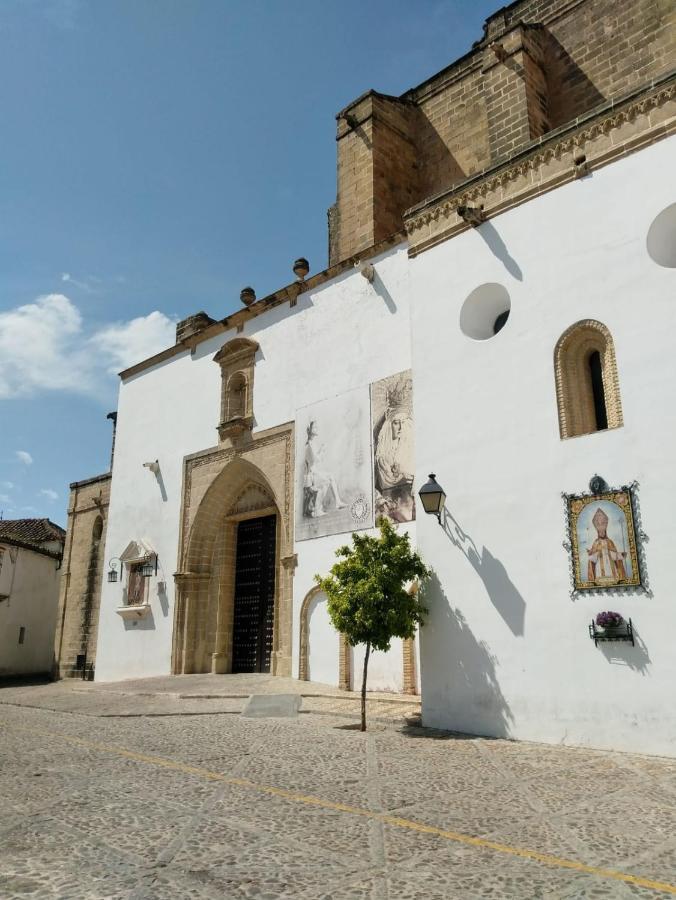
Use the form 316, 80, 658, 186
412, 571, 514, 740
441, 508, 526, 637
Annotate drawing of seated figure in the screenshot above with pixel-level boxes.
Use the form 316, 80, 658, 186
303, 420, 347, 518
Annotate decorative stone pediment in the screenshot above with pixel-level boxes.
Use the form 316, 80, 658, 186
213, 337, 259, 366
120, 539, 155, 563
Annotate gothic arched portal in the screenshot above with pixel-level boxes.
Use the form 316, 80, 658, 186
172, 424, 295, 677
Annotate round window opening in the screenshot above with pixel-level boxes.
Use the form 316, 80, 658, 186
647, 203, 676, 268
459, 283, 512, 341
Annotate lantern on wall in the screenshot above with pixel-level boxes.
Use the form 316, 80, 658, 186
140, 556, 157, 578
107, 558, 121, 583
418, 474, 447, 524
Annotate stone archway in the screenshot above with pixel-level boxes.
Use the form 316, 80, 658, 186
172, 423, 295, 676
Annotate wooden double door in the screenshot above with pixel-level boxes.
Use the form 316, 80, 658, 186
232, 515, 276, 673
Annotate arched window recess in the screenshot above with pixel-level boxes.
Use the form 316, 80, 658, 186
553, 319, 623, 440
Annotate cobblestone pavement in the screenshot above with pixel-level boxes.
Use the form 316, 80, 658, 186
0, 675, 420, 722
1, 677, 676, 899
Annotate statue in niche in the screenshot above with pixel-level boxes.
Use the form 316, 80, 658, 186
228, 374, 247, 420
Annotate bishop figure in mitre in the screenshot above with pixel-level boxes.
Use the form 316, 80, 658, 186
586, 507, 627, 583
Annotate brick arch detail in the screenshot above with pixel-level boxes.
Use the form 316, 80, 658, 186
553, 319, 623, 440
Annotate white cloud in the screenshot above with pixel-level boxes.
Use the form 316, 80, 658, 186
16, 450, 33, 465
0, 494, 10, 503
39, 488, 58, 501
0, 293, 176, 400
1, 481, 14, 489
89, 311, 177, 375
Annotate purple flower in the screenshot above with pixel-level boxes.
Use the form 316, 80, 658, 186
595, 611, 624, 628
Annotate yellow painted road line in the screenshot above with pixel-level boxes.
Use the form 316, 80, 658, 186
3, 719, 676, 896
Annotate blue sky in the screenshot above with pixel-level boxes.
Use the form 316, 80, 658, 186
0, 0, 496, 526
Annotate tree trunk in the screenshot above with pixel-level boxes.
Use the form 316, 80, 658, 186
360, 641, 370, 732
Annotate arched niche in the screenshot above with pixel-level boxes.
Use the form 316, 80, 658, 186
213, 337, 259, 442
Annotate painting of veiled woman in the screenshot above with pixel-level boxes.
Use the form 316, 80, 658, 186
371, 371, 415, 523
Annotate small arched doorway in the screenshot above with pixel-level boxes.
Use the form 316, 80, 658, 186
306, 590, 340, 686
173, 434, 295, 676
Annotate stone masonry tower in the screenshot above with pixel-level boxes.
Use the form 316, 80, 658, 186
328, 0, 676, 266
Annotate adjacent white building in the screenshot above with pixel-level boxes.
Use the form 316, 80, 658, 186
0, 519, 65, 678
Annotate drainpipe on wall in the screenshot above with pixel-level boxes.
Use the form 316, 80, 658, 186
106, 411, 118, 470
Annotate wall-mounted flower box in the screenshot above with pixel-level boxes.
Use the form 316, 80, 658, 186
589, 615, 634, 647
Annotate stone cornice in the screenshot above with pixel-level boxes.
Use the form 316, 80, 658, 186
405, 73, 676, 256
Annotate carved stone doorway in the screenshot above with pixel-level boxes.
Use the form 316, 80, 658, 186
172, 424, 295, 677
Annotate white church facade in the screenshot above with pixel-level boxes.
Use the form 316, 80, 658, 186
60, 0, 676, 757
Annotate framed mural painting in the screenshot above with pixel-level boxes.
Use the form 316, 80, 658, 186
565, 481, 642, 593
295, 387, 374, 541
371, 370, 415, 524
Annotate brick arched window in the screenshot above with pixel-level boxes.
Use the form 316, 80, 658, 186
554, 320, 623, 439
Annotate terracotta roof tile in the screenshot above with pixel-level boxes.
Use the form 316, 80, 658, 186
0, 518, 66, 546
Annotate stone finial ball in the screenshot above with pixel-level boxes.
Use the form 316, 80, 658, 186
240, 287, 256, 306
293, 258, 310, 280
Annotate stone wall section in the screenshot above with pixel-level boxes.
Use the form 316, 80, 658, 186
330, 0, 676, 264
53, 474, 111, 679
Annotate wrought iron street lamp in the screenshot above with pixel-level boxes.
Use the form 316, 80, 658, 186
418, 474, 446, 524
107, 558, 122, 583
140, 556, 157, 578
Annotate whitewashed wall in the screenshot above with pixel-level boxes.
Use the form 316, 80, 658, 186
0, 545, 60, 676
96, 245, 415, 685
293, 520, 418, 693
411, 136, 676, 756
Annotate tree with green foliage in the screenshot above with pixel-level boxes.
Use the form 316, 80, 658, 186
315, 517, 430, 731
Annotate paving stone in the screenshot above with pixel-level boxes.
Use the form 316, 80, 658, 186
241, 693, 302, 718
1, 677, 675, 899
